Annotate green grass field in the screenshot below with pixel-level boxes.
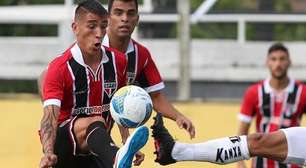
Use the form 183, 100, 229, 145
1, 95, 305, 168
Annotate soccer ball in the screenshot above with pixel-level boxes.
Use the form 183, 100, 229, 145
110, 85, 153, 128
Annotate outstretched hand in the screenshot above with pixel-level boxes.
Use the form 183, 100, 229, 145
176, 114, 195, 139
133, 151, 145, 166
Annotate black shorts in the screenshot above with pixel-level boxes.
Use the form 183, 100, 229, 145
54, 117, 110, 168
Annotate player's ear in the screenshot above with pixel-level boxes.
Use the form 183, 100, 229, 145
136, 14, 139, 26
72, 22, 77, 34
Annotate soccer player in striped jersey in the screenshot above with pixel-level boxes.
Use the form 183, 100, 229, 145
104, 0, 195, 144
39, 1, 148, 168
237, 43, 306, 168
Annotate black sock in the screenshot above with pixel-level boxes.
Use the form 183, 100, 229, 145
86, 121, 119, 167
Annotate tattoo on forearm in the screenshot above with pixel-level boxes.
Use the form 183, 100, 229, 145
40, 105, 59, 153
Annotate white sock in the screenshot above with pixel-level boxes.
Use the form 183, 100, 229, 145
171, 135, 250, 164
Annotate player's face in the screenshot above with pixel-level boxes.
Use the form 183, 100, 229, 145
72, 12, 108, 56
266, 50, 291, 80
108, 0, 139, 38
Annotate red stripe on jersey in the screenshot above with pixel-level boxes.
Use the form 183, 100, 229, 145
88, 75, 102, 107
267, 159, 275, 168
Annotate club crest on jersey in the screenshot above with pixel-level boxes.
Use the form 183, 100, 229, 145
127, 72, 136, 84
104, 82, 116, 98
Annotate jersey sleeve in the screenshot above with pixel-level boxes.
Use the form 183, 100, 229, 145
138, 48, 164, 93
42, 60, 64, 107
238, 85, 257, 123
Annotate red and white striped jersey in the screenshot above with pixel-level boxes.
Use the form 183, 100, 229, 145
102, 34, 164, 93
238, 78, 306, 168
43, 43, 127, 131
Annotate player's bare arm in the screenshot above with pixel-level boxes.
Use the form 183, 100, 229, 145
37, 69, 46, 102
39, 105, 60, 168
150, 91, 195, 138
118, 124, 130, 144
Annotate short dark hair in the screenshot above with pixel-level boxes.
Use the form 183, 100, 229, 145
75, 0, 108, 20
268, 42, 289, 56
108, 0, 138, 13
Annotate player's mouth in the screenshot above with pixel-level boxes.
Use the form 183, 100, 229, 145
93, 42, 101, 50
94, 42, 101, 48
118, 25, 130, 32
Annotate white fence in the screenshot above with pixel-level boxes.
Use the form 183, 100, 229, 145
1, 37, 305, 81
0, 5, 306, 81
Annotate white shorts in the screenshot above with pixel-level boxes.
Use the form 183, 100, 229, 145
281, 127, 306, 166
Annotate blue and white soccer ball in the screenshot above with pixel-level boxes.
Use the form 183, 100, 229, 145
110, 85, 153, 128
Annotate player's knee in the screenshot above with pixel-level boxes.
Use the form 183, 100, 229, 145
86, 121, 106, 136
247, 132, 267, 156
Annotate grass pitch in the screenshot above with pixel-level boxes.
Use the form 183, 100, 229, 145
0, 95, 305, 168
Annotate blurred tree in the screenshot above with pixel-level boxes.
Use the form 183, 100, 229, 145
0, 24, 57, 36
0, 0, 306, 41
275, 0, 291, 12
191, 23, 237, 39
152, 0, 176, 13
253, 0, 275, 41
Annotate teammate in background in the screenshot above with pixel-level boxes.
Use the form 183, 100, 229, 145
151, 113, 306, 167
237, 43, 306, 168
103, 0, 195, 141
151, 43, 306, 167
39, 1, 148, 168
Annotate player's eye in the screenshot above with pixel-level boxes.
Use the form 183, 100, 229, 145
271, 57, 277, 61
88, 24, 96, 29
100, 24, 107, 30
127, 11, 137, 17
112, 10, 123, 16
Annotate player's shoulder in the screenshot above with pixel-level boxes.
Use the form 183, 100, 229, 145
104, 46, 127, 67
48, 48, 72, 69
249, 81, 262, 89
245, 81, 262, 95
132, 39, 151, 56
293, 79, 303, 86
104, 46, 126, 60
297, 80, 306, 92
290, 79, 306, 93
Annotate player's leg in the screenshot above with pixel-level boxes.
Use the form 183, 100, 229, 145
53, 119, 78, 168
234, 127, 306, 166
247, 131, 287, 161
151, 113, 250, 165
85, 120, 149, 168
152, 113, 306, 167
281, 127, 306, 166
85, 121, 119, 168
114, 125, 149, 168
151, 113, 176, 165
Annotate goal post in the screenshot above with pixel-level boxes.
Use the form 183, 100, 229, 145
177, 0, 191, 101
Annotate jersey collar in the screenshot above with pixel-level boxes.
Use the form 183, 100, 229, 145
102, 34, 135, 55
70, 43, 109, 67
264, 77, 295, 93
